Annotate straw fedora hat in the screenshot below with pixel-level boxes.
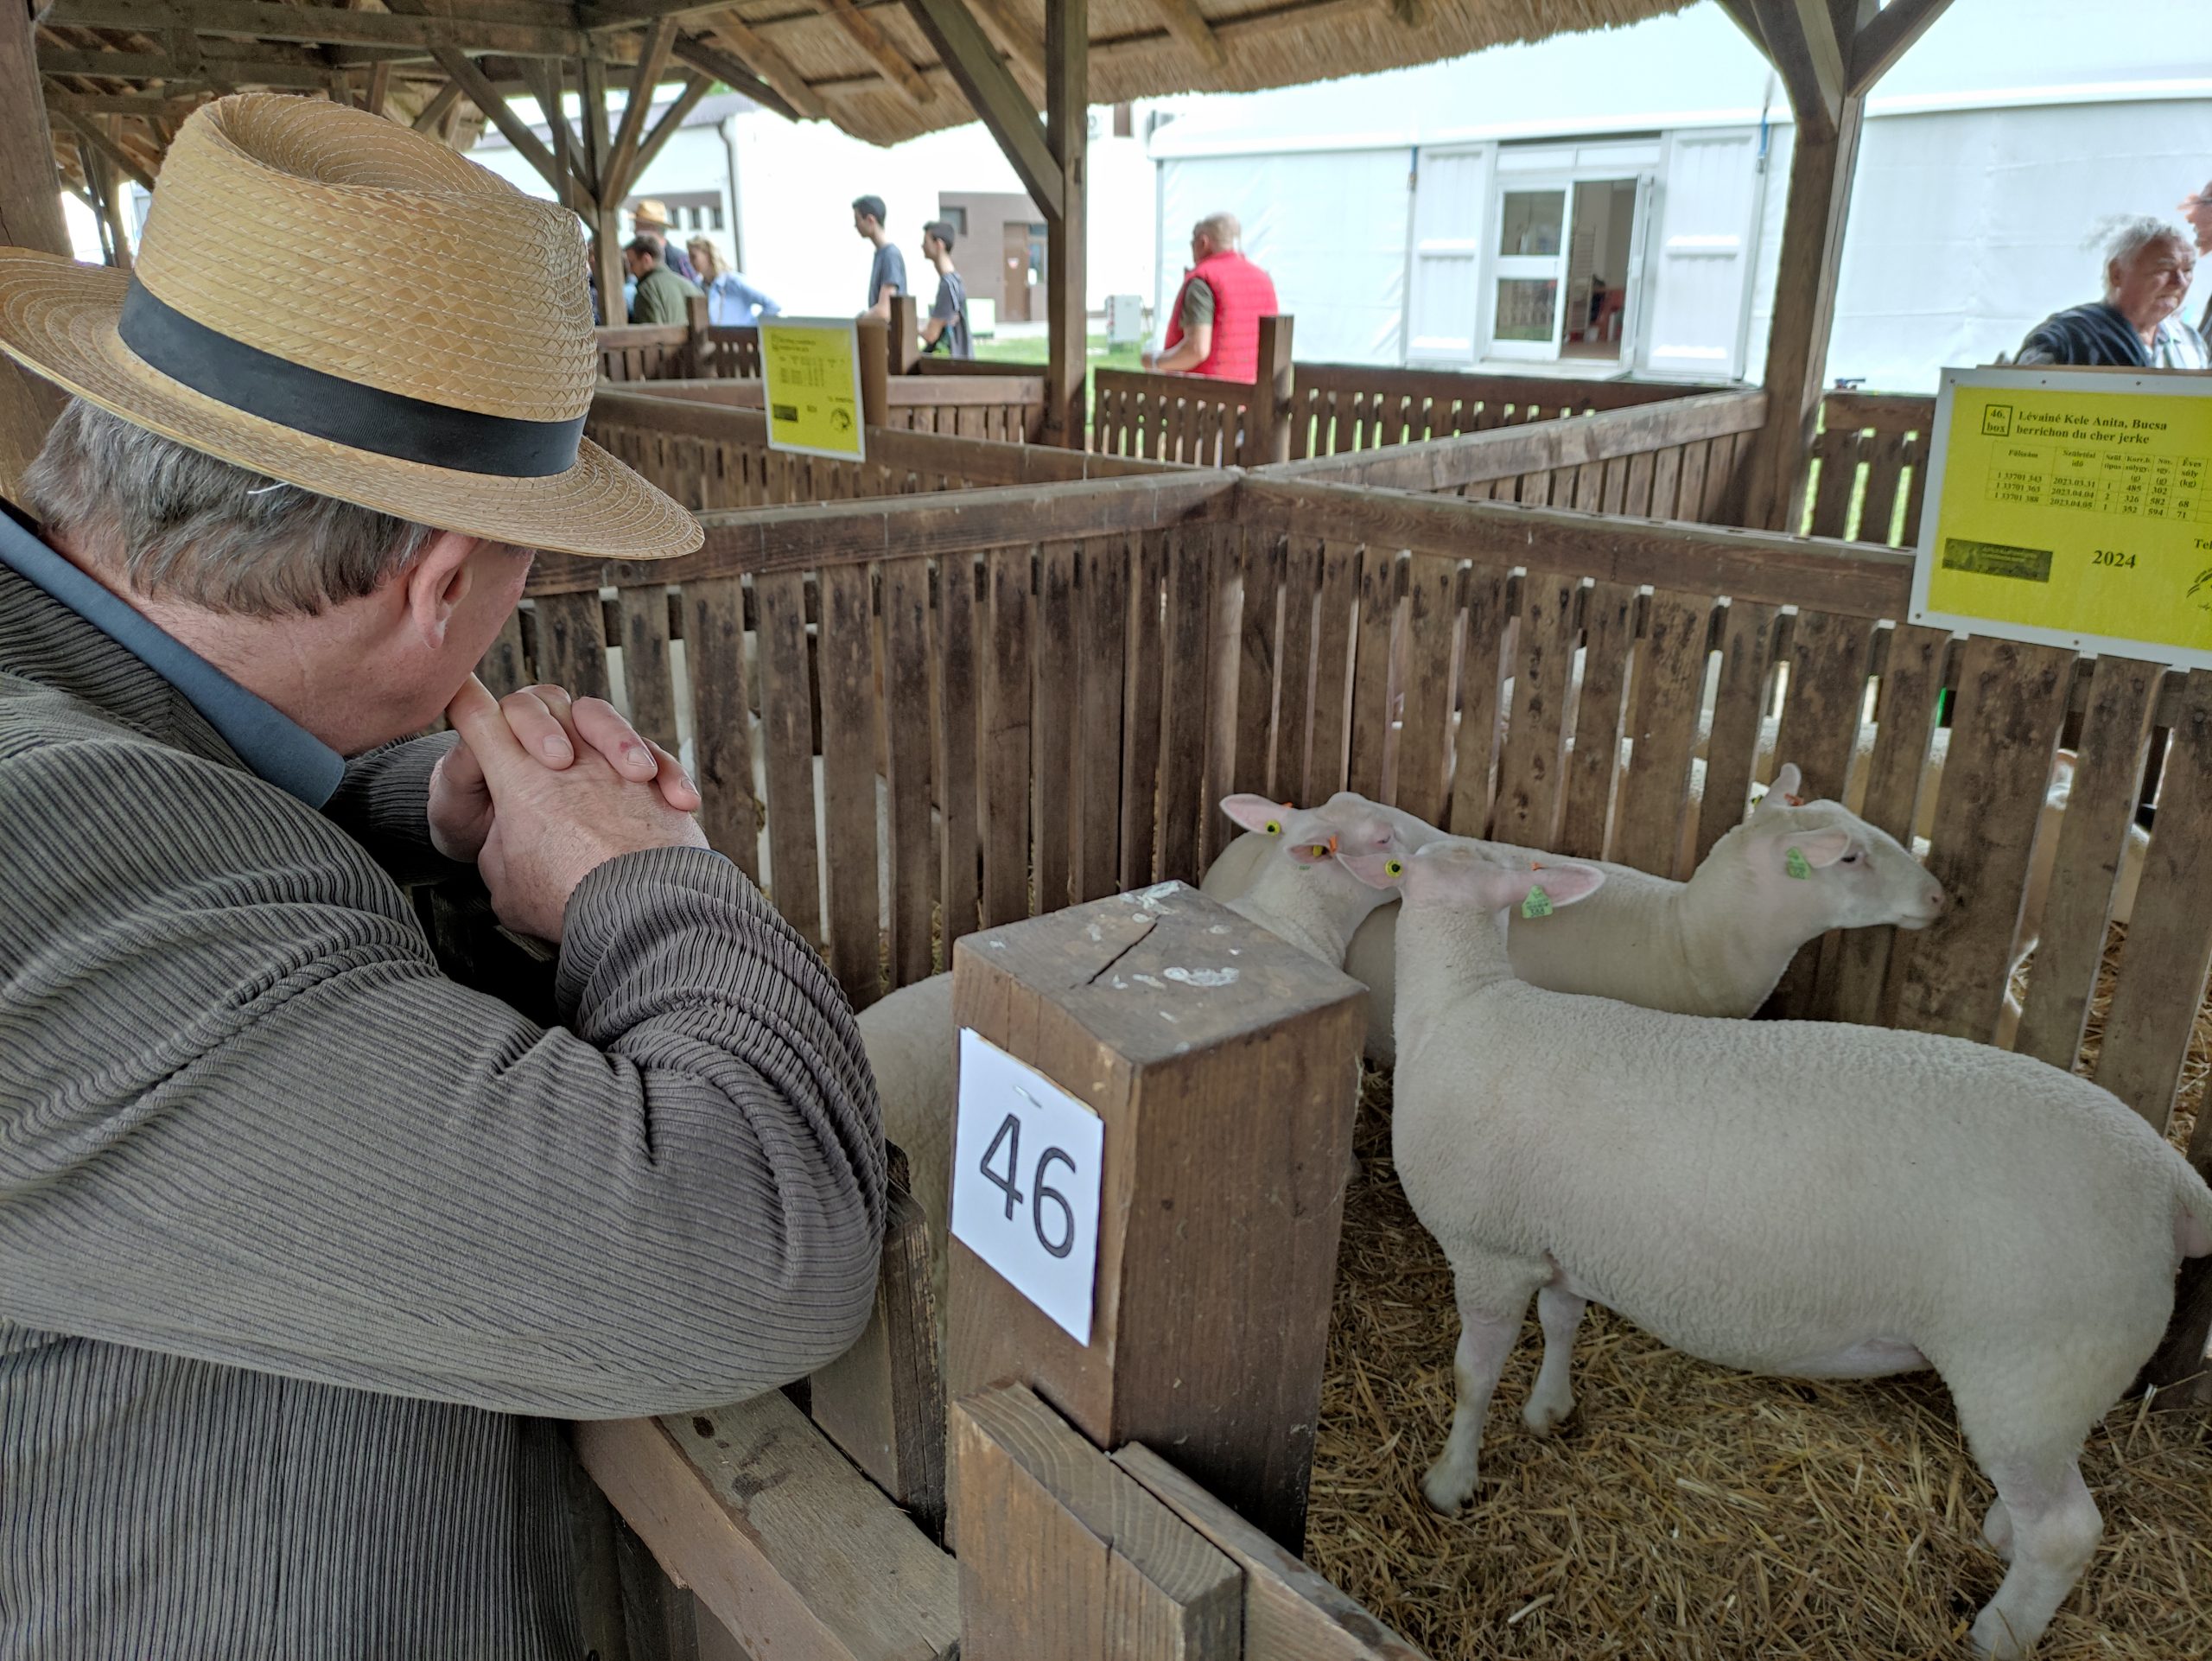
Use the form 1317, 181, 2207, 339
0, 94, 700, 561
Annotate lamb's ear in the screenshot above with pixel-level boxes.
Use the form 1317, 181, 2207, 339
1497, 862, 1605, 913
1221, 793, 1294, 835
1756, 762, 1805, 813
1777, 828, 1854, 875
1338, 850, 1406, 890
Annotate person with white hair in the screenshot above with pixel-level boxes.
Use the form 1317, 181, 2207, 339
2014, 216, 2207, 369
1141, 210, 1280, 380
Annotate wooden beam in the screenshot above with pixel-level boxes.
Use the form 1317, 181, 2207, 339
48, 98, 156, 189
579, 0, 732, 29
40, 0, 589, 59
667, 31, 798, 122
958, 0, 1046, 85
601, 16, 677, 204
810, 0, 933, 108
690, 12, 826, 121
4, 0, 73, 522
1041, 0, 1084, 449
41, 87, 204, 117
1747, 0, 1839, 141
626, 69, 710, 188
364, 60, 391, 117
37, 45, 334, 86
432, 48, 577, 209
1848, 0, 1952, 94
580, 50, 626, 321
1141, 0, 1224, 73
1713, 0, 1766, 53
905, 0, 1058, 219
410, 77, 464, 132
519, 58, 591, 193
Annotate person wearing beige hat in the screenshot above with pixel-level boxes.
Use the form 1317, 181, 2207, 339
0, 95, 883, 1658
629, 197, 699, 283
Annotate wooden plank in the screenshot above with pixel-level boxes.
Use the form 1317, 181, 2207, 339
1119, 531, 1170, 887
1649, 444, 1683, 520
819, 563, 884, 1005
617, 583, 680, 752
1557, 578, 1637, 861
1116, 1444, 1427, 1661
1857, 429, 1907, 547
1345, 545, 1398, 801
2094, 669, 2212, 1130
479, 606, 531, 698
1444, 568, 1509, 838
1306, 541, 1359, 801
1231, 529, 1281, 804
981, 545, 1034, 927
1611, 590, 1710, 877
531, 589, 611, 702
1674, 439, 1710, 525
1693, 600, 1778, 869
753, 570, 822, 948
1076, 537, 1130, 901
938, 554, 982, 949
1894, 636, 2074, 1042
1491, 574, 1578, 851
576, 1395, 960, 1661
1805, 427, 1859, 538
1156, 528, 1214, 886
2009, 656, 2161, 1066
1390, 551, 1459, 830
1274, 538, 1319, 805
880, 558, 938, 985
1827, 622, 1947, 1026
684, 577, 760, 884
951, 1385, 1242, 1661
810, 1160, 947, 1543
1622, 449, 1655, 517
1033, 540, 1079, 914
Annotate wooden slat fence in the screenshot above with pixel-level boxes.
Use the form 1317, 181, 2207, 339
493, 461, 2212, 1144
701, 324, 761, 379
1091, 366, 1258, 466
595, 322, 695, 383
1803, 390, 1935, 547
1287, 364, 1724, 460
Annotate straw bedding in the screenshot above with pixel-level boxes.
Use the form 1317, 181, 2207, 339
1306, 925, 2212, 1659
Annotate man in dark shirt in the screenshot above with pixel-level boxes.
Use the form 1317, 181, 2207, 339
919, 220, 973, 360
854, 194, 906, 321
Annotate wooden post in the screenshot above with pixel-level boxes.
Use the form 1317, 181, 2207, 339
951, 1383, 1242, 1661
889, 293, 921, 374
580, 52, 627, 328
945, 884, 1364, 1551
1, 0, 71, 492
857, 319, 889, 429
684, 291, 711, 377
1249, 315, 1294, 467
1041, 0, 1086, 449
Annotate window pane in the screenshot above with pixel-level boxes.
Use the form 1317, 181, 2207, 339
1494, 277, 1558, 341
1498, 190, 1564, 258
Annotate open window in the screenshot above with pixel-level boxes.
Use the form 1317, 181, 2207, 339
1484, 160, 1650, 364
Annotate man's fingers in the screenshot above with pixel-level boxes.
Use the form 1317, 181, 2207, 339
500, 687, 575, 766
648, 741, 702, 811
446, 677, 532, 770
437, 730, 487, 797
572, 697, 661, 783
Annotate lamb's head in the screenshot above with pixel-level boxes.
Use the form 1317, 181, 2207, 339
1217, 791, 1443, 961
1341, 837, 1605, 937
1725, 761, 1948, 931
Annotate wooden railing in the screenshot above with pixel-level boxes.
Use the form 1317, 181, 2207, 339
595, 321, 696, 382
1803, 390, 1935, 547
700, 323, 760, 379
1287, 363, 1724, 459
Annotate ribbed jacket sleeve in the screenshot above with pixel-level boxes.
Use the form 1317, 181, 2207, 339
0, 733, 886, 1418
323, 730, 467, 887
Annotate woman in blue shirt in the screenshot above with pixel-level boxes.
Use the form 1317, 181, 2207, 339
688, 237, 781, 328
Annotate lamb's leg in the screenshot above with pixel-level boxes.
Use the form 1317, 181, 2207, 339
1422, 1263, 1539, 1514
1968, 1458, 2101, 1660
1522, 1283, 1586, 1435
1982, 1497, 2013, 1562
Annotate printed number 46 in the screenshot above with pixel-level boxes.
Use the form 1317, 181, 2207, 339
979, 1112, 1077, 1258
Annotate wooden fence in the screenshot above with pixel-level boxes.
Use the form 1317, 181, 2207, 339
1803, 390, 1935, 547
1286, 362, 1721, 459
467, 450, 2212, 1657
596, 321, 697, 383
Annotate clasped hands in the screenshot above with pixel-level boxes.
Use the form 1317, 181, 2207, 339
431, 677, 709, 942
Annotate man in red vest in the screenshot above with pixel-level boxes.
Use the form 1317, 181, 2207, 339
1142, 212, 1279, 380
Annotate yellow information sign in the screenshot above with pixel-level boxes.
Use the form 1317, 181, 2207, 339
1913, 367, 2212, 668
759, 318, 865, 461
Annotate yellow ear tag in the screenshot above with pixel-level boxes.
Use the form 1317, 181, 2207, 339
1263, 819, 1281, 836
1785, 847, 1812, 880
1385, 858, 1403, 877
1521, 886, 1553, 919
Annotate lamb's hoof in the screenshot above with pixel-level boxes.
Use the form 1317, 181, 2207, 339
1421, 1465, 1473, 1515
1522, 1394, 1573, 1437
1967, 1606, 2030, 1660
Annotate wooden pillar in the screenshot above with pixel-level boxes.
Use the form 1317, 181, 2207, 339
1041, 0, 1086, 449
890, 293, 921, 373
581, 53, 626, 328
857, 319, 889, 429
945, 884, 1364, 1551
1248, 314, 1294, 466
683, 291, 711, 376
1, 0, 70, 493
1739, 92, 1865, 531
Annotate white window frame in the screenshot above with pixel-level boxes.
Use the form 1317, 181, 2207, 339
1476, 144, 1662, 369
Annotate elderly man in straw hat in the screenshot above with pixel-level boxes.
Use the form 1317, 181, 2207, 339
0, 96, 883, 1657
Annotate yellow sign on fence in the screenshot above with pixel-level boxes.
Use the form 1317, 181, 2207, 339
760, 318, 866, 461
1912, 367, 2212, 667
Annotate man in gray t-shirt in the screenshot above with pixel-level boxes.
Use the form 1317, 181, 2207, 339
919, 220, 973, 360
853, 194, 906, 320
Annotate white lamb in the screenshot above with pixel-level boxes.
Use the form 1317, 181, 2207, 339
1206, 763, 1946, 1062
868, 792, 1433, 1324
1344, 837, 2212, 1658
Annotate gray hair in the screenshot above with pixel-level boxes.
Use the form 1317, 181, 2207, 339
1194, 212, 1241, 249
2101, 215, 2192, 275
20, 398, 437, 617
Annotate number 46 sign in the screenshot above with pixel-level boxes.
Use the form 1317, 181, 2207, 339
949, 1029, 1106, 1346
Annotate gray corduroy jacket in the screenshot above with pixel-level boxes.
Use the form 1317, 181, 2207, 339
0, 538, 885, 1659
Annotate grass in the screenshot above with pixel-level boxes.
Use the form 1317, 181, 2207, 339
964, 333, 1147, 429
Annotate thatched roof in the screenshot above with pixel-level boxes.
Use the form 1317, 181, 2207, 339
31, 0, 1694, 185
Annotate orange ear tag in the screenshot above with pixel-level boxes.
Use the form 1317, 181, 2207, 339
1785, 793, 1805, 806
1326, 835, 1339, 853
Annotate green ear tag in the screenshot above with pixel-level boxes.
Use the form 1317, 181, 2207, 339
1785, 847, 1812, 880
1521, 885, 1554, 919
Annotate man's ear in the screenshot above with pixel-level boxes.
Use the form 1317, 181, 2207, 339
400, 531, 486, 648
